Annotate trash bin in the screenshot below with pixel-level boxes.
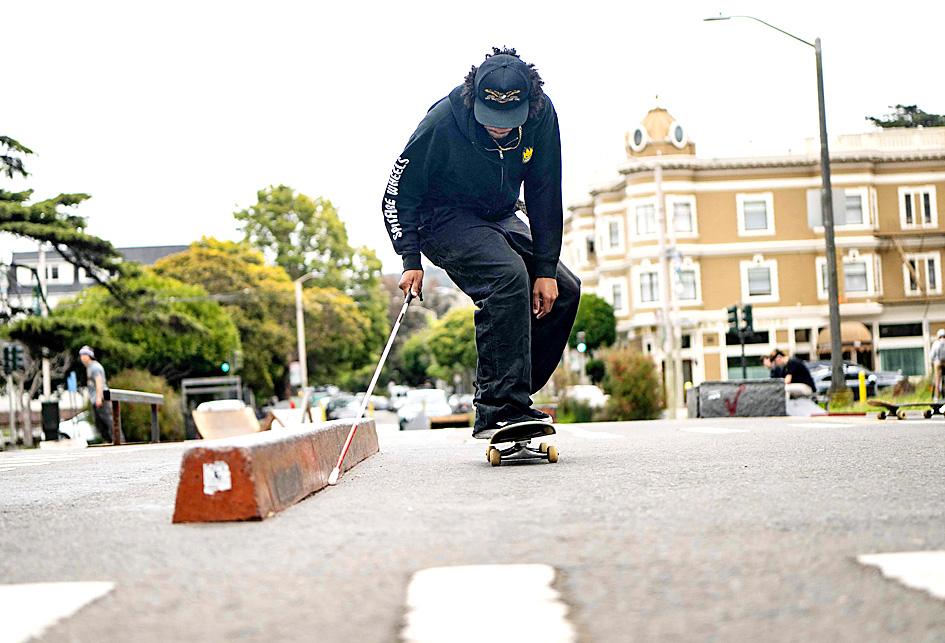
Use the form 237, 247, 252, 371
41, 401, 60, 441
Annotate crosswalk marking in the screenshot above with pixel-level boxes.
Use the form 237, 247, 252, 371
561, 426, 623, 440
0, 444, 181, 473
858, 551, 945, 601
0, 581, 114, 643
402, 564, 575, 643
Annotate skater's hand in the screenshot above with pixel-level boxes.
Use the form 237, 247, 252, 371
399, 269, 424, 301
533, 277, 558, 319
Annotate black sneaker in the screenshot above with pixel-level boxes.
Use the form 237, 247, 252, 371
472, 411, 548, 440
519, 406, 553, 423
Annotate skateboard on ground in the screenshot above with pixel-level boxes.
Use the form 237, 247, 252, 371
868, 399, 945, 420
485, 420, 558, 467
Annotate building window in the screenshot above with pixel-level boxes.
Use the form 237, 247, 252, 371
747, 267, 771, 296
903, 252, 942, 295
677, 269, 698, 301
899, 186, 938, 229
817, 254, 876, 298
878, 323, 923, 338
635, 204, 656, 236
608, 220, 620, 249
639, 271, 659, 303
844, 192, 864, 225
736, 193, 775, 236
740, 257, 779, 303
667, 196, 698, 236
611, 282, 624, 312
585, 236, 595, 259
880, 347, 925, 376
47, 265, 60, 281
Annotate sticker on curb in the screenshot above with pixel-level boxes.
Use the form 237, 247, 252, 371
402, 564, 575, 642
857, 551, 945, 601
203, 461, 232, 495
0, 581, 114, 643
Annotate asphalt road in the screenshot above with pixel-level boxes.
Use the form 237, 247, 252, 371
1, 415, 944, 642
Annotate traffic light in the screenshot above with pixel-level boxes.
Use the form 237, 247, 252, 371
576, 331, 587, 354
742, 304, 754, 333
726, 305, 739, 332
220, 361, 231, 374
2, 344, 25, 374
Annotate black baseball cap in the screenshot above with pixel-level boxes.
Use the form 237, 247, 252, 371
473, 54, 531, 128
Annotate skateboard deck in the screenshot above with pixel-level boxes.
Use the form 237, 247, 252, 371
868, 399, 945, 420
485, 420, 557, 466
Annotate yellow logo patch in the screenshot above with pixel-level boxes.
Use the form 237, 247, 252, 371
523, 147, 533, 163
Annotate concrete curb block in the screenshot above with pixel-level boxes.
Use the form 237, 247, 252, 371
172, 419, 378, 523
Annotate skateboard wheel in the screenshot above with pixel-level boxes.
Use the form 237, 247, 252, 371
489, 447, 502, 467
877, 411, 887, 420
538, 442, 548, 453
486, 446, 493, 460
896, 410, 907, 420
546, 445, 558, 463
924, 409, 933, 419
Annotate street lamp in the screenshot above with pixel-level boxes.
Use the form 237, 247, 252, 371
704, 14, 845, 395
294, 271, 319, 391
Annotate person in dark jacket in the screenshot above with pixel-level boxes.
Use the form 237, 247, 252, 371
772, 349, 816, 398
381, 47, 581, 438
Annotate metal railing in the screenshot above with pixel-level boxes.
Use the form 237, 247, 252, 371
103, 388, 165, 445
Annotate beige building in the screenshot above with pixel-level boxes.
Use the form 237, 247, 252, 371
564, 107, 945, 392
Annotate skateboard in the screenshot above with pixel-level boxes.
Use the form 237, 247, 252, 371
485, 420, 558, 467
867, 399, 945, 420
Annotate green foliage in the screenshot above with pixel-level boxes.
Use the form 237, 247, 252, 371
568, 294, 616, 352
13, 269, 241, 385
108, 369, 184, 441
399, 330, 435, 386
867, 105, 945, 128
585, 358, 606, 385
155, 238, 295, 398
234, 185, 387, 371
557, 397, 594, 424
597, 347, 663, 421
427, 307, 477, 382
0, 136, 124, 313
303, 286, 373, 384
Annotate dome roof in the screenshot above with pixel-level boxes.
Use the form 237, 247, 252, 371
626, 106, 695, 158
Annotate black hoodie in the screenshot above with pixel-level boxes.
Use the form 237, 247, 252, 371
382, 85, 563, 279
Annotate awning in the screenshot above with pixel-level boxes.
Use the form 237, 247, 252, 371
817, 321, 872, 351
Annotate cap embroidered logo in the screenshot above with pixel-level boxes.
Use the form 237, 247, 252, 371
523, 147, 533, 163
484, 88, 522, 104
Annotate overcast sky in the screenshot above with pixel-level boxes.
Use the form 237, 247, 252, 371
4, 0, 943, 273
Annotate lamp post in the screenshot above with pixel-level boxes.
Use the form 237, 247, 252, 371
704, 15, 845, 394
294, 271, 319, 391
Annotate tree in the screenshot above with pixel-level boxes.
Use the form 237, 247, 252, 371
597, 347, 663, 421
427, 307, 477, 384
154, 238, 376, 395
234, 185, 386, 364
867, 105, 945, 129
154, 238, 296, 398
399, 331, 435, 386
11, 269, 241, 385
568, 293, 617, 352
1, 136, 125, 317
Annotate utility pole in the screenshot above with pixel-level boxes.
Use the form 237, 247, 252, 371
655, 158, 676, 414
38, 243, 51, 399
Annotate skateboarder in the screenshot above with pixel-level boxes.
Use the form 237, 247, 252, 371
772, 349, 815, 398
381, 47, 581, 438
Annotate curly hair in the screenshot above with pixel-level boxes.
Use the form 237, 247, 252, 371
461, 47, 546, 120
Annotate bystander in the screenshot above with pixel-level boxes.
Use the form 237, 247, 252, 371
79, 346, 114, 442
930, 329, 945, 399
772, 349, 816, 399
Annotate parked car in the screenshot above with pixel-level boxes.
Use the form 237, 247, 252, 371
398, 389, 452, 430
805, 361, 877, 400
325, 394, 356, 420
563, 384, 608, 409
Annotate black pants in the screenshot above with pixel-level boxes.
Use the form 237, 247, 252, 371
419, 209, 581, 431
93, 402, 114, 443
